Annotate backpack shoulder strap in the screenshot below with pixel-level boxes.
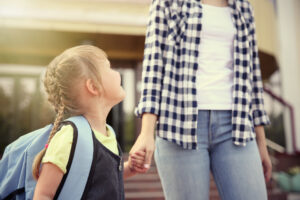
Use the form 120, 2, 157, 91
56, 115, 94, 200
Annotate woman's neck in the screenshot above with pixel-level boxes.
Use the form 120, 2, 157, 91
202, 0, 229, 7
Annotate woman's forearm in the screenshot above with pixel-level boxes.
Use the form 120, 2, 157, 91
140, 113, 158, 136
255, 125, 267, 146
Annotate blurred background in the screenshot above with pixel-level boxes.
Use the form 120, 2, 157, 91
0, 0, 299, 199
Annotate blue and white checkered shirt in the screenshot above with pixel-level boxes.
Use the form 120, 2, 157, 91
135, 0, 270, 149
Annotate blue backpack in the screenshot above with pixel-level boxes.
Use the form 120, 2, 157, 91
0, 116, 94, 200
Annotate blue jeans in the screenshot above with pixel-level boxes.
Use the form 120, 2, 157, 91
154, 110, 267, 200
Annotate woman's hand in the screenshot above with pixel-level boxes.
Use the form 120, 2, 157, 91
257, 142, 272, 183
255, 126, 272, 183
129, 113, 157, 173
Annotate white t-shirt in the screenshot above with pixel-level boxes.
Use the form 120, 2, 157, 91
197, 4, 236, 110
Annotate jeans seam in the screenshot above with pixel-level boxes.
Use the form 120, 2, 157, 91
211, 166, 226, 200
208, 110, 212, 147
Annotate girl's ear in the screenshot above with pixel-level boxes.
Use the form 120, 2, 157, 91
85, 79, 101, 96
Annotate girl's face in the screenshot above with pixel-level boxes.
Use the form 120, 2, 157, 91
99, 59, 126, 105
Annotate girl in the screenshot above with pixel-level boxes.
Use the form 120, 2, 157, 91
131, 0, 272, 199
32, 45, 144, 200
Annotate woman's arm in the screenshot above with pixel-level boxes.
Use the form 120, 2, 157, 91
135, 0, 168, 118
249, 4, 270, 126
248, 3, 272, 183
132, 0, 168, 173
33, 163, 63, 200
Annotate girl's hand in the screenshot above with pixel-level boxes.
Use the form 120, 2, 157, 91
129, 151, 146, 171
128, 151, 146, 173
123, 150, 147, 179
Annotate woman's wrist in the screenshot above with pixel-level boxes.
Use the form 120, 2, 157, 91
139, 131, 155, 138
140, 113, 157, 136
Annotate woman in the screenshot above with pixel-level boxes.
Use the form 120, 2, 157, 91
130, 0, 272, 199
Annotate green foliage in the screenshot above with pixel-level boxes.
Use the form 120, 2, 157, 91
123, 113, 135, 153
0, 87, 13, 156
0, 80, 55, 156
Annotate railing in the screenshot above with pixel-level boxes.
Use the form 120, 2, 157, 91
263, 86, 299, 154
265, 138, 285, 153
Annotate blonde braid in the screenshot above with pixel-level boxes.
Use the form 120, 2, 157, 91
47, 101, 65, 144
32, 77, 66, 180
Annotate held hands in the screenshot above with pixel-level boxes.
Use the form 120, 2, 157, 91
129, 132, 155, 173
124, 150, 147, 179
128, 151, 147, 173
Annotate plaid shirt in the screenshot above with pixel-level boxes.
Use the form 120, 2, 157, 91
135, 0, 270, 149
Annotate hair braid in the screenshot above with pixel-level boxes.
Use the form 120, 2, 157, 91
32, 82, 66, 180
47, 100, 65, 143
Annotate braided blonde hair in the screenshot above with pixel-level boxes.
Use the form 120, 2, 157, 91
32, 45, 107, 180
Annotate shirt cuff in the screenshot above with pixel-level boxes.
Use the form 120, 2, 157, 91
135, 96, 160, 118
252, 109, 271, 126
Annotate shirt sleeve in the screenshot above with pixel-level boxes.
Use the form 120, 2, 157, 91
42, 125, 73, 174
134, 0, 168, 118
248, 4, 271, 127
